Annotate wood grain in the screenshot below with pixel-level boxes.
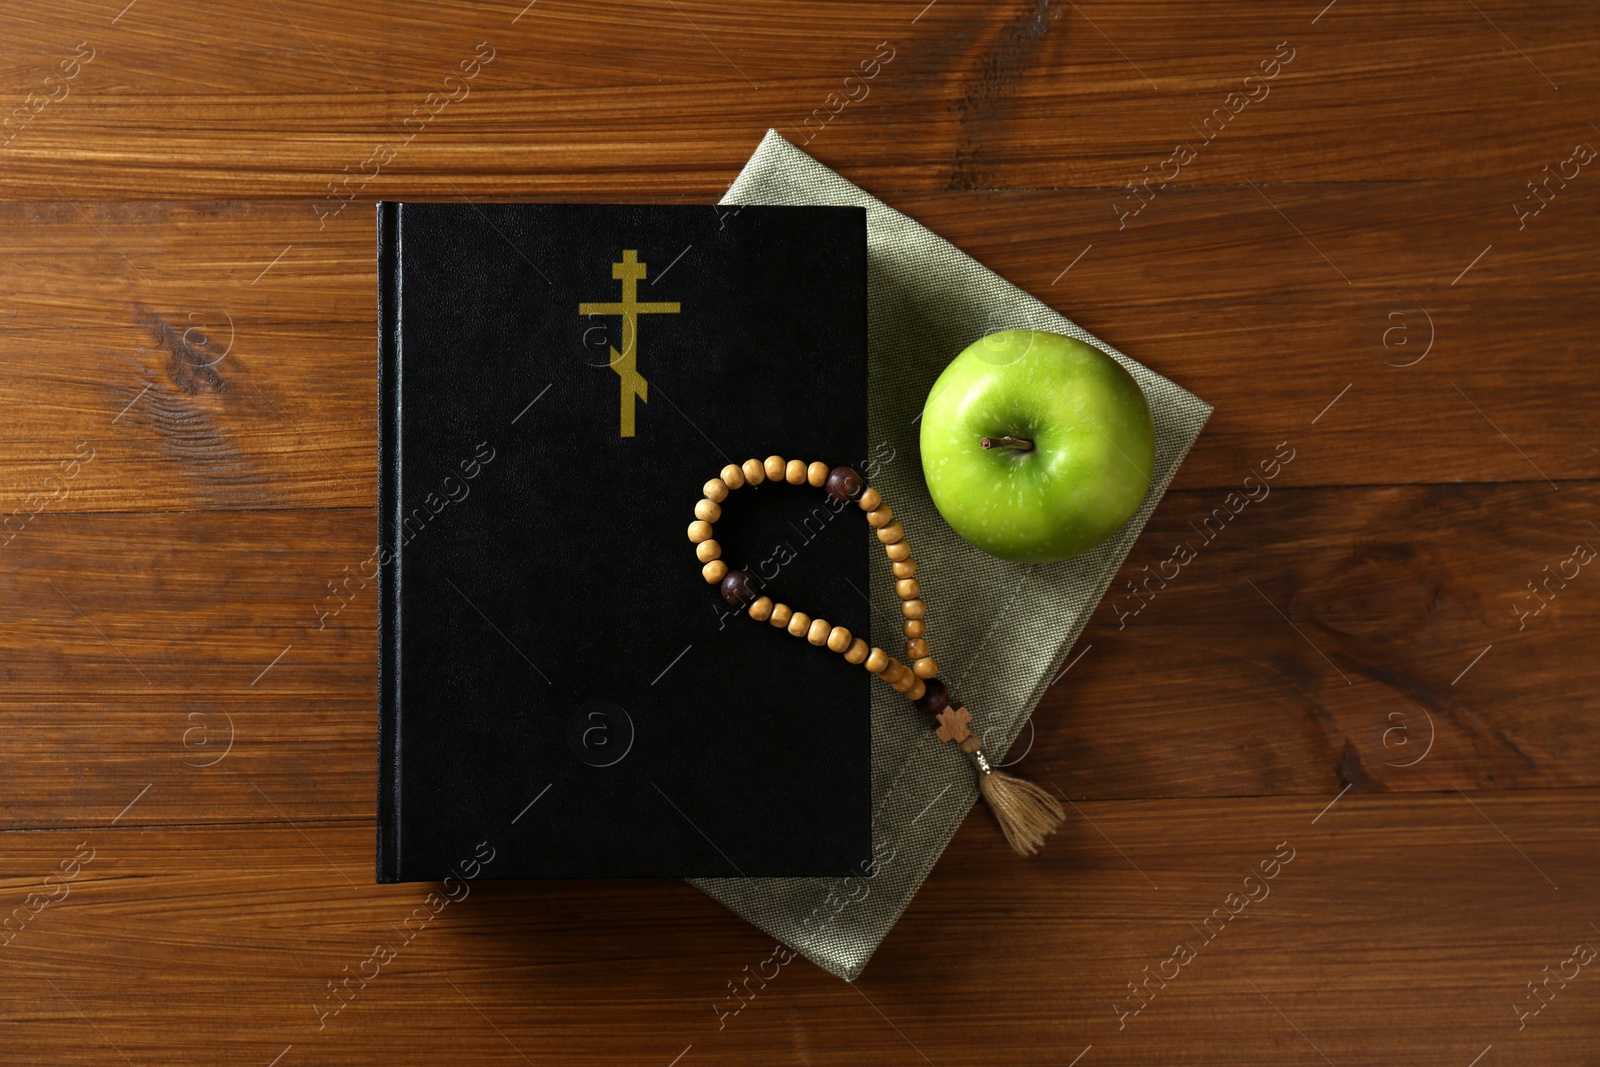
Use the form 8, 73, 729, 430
2, 178, 1596, 515
1, 484, 1595, 831
0, 794, 1594, 1065
0, 1, 1593, 198
2, 0, 1597, 1063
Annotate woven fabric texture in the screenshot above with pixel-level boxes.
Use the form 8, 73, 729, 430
692, 130, 1213, 981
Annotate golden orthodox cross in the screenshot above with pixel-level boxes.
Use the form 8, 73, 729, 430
577, 249, 681, 437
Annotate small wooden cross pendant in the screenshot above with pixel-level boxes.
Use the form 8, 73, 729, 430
935, 705, 972, 744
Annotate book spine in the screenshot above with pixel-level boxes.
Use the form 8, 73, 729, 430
375, 201, 402, 883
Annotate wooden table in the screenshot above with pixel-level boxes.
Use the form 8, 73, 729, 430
3, 2, 1596, 1063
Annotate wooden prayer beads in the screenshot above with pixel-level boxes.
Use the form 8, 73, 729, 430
685, 460, 951, 719
684, 459, 1065, 856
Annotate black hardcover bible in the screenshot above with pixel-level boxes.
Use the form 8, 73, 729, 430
377, 202, 871, 880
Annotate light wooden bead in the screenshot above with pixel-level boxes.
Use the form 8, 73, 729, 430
742, 458, 766, 485
687, 520, 713, 544
769, 602, 793, 628
807, 461, 829, 487
720, 464, 746, 490
907, 678, 927, 701
702, 560, 729, 583
882, 662, 907, 685
885, 541, 911, 561
892, 671, 917, 694
827, 626, 852, 653
844, 638, 870, 664
703, 478, 729, 503
787, 611, 811, 637
864, 648, 889, 674
696, 540, 722, 563
877, 521, 905, 545
867, 506, 893, 528
764, 455, 786, 480
694, 499, 721, 523
901, 598, 926, 619
904, 618, 926, 639
785, 459, 807, 484
896, 577, 921, 600
856, 487, 881, 511
892, 559, 917, 579
906, 638, 929, 660
805, 618, 830, 645
913, 656, 939, 679
749, 596, 774, 622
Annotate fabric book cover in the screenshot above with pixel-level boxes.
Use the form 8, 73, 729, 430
377, 201, 871, 881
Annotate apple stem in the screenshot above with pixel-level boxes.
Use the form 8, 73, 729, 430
981, 436, 1034, 452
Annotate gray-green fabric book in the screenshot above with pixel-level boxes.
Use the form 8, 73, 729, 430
693, 130, 1212, 981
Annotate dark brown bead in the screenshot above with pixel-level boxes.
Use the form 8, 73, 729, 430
719, 568, 760, 609
825, 466, 865, 503
913, 677, 949, 716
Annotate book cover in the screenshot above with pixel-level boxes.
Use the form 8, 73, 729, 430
377, 201, 871, 880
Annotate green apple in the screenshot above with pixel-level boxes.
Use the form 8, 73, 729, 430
919, 329, 1155, 564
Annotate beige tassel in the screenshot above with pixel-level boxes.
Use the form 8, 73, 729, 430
959, 731, 1065, 856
